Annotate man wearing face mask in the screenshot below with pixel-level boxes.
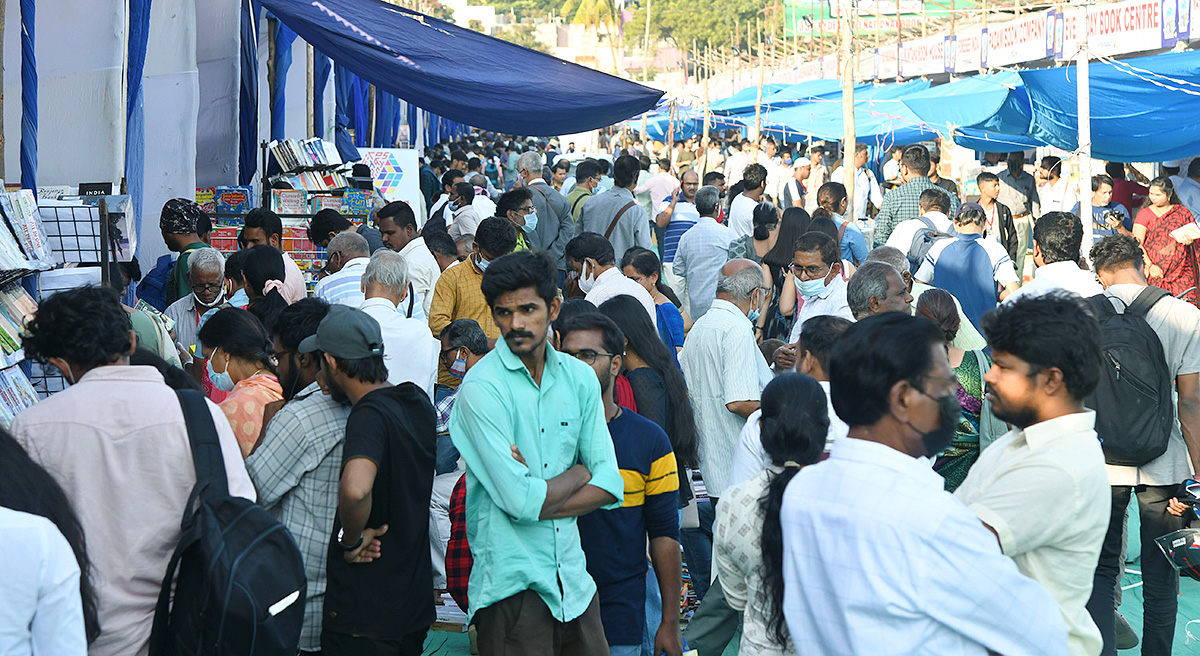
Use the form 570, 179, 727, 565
953, 293, 1109, 656
779, 312, 1069, 656
564, 232, 656, 324
245, 299, 350, 654
428, 217, 518, 399
164, 246, 227, 369
785, 232, 854, 345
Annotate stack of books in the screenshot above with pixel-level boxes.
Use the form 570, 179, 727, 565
0, 365, 38, 427
0, 190, 54, 267
268, 138, 343, 173
0, 281, 37, 369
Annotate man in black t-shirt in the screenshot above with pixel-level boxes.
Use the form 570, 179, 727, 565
299, 304, 438, 656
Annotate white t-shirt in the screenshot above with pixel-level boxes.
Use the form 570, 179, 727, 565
884, 212, 953, 254
916, 235, 1020, 287
729, 193, 759, 239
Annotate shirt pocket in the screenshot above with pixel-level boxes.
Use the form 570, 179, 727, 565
551, 404, 586, 472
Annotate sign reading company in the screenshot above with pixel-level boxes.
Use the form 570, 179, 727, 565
983, 10, 1055, 68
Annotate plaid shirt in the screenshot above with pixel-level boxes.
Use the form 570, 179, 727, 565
446, 473, 472, 611
874, 177, 960, 247
244, 382, 349, 651
436, 388, 458, 433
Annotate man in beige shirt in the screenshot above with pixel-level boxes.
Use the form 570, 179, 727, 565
955, 292, 1110, 656
12, 286, 254, 656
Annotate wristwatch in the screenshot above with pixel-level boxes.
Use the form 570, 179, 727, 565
337, 527, 363, 552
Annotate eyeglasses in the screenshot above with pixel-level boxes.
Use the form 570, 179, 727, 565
561, 348, 617, 365
789, 263, 830, 279
193, 282, 224, 294
518, 205, 535, 214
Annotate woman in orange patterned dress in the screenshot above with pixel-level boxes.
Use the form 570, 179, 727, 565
197, 307, 283, 457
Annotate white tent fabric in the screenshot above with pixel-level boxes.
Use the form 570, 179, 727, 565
196, 0, 240, 187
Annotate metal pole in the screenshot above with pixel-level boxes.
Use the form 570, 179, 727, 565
99, 198, 110, 287
841, 0, 857, 219
306, 43, 314, 139
1077, 2, 1093, 247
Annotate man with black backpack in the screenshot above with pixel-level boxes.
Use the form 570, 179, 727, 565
300, 305, 438, 656
1085, 234, 1200, 656
12, 286, 258, 656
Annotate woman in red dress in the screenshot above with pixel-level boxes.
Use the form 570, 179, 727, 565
1132, 176, 1199, 305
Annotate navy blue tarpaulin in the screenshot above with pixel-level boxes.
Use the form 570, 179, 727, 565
258, 0, 663, 136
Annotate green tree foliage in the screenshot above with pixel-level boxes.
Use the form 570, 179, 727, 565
627, 0, 779, 51
495, 23, 551, 53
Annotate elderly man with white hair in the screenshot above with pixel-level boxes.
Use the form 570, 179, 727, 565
359, 250, 439, 400
164, 246, 226, 354
517, 150, 573, 278
314, 230, 372, 308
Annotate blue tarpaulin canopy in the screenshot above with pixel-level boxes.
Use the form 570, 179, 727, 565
258, 0, 663, 136
760, 80, 935, 143
760, 79, 860, 109
709, 84, 789, 115
626, 109, 750, 141
1018, 52, 1200, 162
901, 71, 1041, 152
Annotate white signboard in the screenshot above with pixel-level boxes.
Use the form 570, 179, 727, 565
900, 34, 947, 77
358, 148, 422, 212
875, 46, 901, 80
984, 10, 1055, 68
1058, 0, 1165, 59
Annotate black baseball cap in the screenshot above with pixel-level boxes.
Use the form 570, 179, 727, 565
298, 305, 385, 359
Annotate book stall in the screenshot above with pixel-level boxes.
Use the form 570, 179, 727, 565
199, 138, 374, 290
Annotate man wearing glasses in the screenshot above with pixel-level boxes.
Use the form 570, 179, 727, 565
163, 246, 227, 367
784, 231, 854, 346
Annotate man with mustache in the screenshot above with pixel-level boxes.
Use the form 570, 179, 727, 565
449, 250, 624, 656
955, 293, 1110, 656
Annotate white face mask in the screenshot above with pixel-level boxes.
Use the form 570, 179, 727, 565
578, 261, 597, 293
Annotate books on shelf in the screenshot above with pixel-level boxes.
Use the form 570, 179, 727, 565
268, 138, 343, 174
275, 170, 350, 193
0, 364, 38, 426
0, 190, 54, 268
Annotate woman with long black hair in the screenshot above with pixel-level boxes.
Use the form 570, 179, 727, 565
714, 373, 828, 656
198, 307, 283, 457
763, 207, 812, 340
597, 295, 699, 479
0, 428, 100, 651
241, 245, 291, 331
620, 247, 691, 352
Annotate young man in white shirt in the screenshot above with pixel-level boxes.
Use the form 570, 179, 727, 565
564, 232, 656, 324
728, 164, 768, 239
1004, 212, 1102, 303
779, 312, 1068, 656
829, 143, 883, 221
1037, 156, 1077, 215
955, 293, 1111, 656
884, 188, 954, 258
785, 231, 854, 344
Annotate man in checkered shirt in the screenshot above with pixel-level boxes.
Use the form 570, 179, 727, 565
245, 298, 349, 655
874, 144, 961, 247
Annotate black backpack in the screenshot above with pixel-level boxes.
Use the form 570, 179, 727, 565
906, 216, 954, 275
1085, 288, 1175, 466
149, 390, 307, 656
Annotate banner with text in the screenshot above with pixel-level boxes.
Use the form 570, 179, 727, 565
982, 10, 1056, 68
900, 34, 949, 77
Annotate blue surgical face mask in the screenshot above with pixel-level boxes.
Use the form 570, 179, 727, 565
797, 276, 830, 298
206, 350, 236, 392
747, 308, 761, 323
523, 210, 539, 233
476, 253, 490, 272
449, 349, 468, 379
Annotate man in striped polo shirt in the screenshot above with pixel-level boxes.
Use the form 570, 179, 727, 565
655, 169, 700, 315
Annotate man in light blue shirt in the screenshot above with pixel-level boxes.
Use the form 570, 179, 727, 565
449, 250, 623, 656
674, 185, 734, 318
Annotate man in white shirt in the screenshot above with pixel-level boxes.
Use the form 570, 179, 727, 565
955, 293, 1110, 656
377, 201, 439, 316
723, 139, 754, 187
429, 169, 465, 230
884, 188, 954, 259
1037, 156, 1077, 215
829, 143, 883, 220
564, 232, 656, 323
1004, 212, 1102, 303
780, 158, 810, 209
726, 314, 853, 490
359, 250, 439, 400
780, 312, 1069, 656
314, 231, 372, 308
804, 146, 831, 215
1086, 234, 1200, 656
786, 231, 854, 344
728, 163, 767, 239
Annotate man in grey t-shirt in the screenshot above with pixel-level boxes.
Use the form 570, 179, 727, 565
1086, 235, 1200, 656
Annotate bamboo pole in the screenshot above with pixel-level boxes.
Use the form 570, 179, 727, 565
841, 0, 857, 219
755, 18, 764, 138
642, 0, 652, 82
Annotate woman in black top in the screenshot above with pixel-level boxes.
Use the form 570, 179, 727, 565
597, 294, 699, 507
761, 207, 812, 341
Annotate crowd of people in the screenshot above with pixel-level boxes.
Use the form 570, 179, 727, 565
5, 128, 1200, 656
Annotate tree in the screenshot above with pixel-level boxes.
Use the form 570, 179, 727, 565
494, 23, 551, 53
562, 0, 622, 73
627, 0, 779, 51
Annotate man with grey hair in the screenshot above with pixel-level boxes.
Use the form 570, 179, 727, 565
315, 230, 372, 308
360, 250, 438, 400
517, 150, 574, 281
846, 261, 913, 320
165, 246, 226, 355
680, 259, 771, 503
674, 185, 734, 318
469, 173, 498, 217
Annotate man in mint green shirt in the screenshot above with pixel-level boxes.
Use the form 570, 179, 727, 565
449, 250, 623, 656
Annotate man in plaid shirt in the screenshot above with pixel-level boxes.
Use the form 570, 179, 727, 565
433, 319, 490, 596
244, 298, 349, 655
874, 145, 961, 247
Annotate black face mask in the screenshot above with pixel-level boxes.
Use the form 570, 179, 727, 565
908, 389, 962, 458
